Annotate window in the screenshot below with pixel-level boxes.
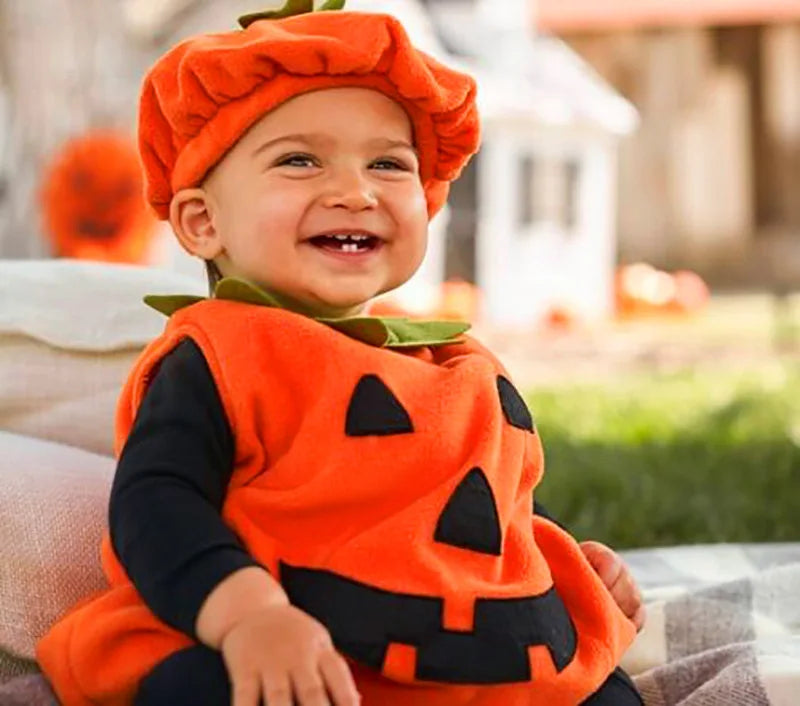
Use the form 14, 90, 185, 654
445, 152, 479, 282
518, 154, 580, 232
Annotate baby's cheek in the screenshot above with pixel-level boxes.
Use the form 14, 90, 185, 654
392, 180, 427, 219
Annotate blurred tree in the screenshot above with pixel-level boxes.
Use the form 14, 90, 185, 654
0, 0, 259, 259
0, 0, 147, 257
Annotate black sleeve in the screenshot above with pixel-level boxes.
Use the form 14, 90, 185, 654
109, 338, 261, 639
533, 499, 569, 532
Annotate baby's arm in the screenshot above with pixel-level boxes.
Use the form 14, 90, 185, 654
109, 339, 358, 705
109, 338, 260, 635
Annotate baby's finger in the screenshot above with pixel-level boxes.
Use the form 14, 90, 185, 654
260, 671, 293, 706
319, 650, 360, 705
290, 663, 331, 706
610, 572, 641, 618
230, 674, 263, 706
591, 548, 623, 589
579, 541, 606, 566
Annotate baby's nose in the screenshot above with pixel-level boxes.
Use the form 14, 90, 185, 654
322, 170, 378, 211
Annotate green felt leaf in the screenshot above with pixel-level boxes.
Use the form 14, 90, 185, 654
319, 0, 346, 10
144, 294, 206, 317
317, 317, 390, 346
382, 319, 471, 348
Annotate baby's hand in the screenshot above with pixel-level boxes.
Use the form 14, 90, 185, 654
580, 540, 646, 631
219, 603, 360, 706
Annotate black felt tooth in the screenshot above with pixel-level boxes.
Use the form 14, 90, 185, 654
434, 468, 502, 556
345, 374, 414, 436
497, 376, 535, 432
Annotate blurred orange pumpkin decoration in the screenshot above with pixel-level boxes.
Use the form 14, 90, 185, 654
615, 263, 710, 317
40, 132, 156, 263
542, 305, 577, 332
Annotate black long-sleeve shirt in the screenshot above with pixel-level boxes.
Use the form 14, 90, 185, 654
108, 339, 259, 638
109, 337, 564, 639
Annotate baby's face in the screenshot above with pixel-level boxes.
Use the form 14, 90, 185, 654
200, 87, 428, 318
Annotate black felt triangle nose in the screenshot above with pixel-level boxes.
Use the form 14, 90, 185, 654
497, 376, 535, 432
435, 468, 502, 555
345, 374, 414, 436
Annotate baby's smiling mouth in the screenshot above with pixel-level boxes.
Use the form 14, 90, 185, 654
308, 231, 382, 254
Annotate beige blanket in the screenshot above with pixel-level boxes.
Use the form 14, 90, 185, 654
623, 543, 800, 705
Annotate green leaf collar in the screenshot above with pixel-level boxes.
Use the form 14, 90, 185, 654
145, 277, 470, 349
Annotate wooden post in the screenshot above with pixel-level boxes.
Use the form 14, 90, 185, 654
761, 24, 800, 232
670, 65, 753, 273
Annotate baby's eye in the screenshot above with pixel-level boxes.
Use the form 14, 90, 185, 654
274, 153, 318, 168
370, 158, 409, 171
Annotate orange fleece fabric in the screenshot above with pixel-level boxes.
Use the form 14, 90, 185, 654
138, 11, 480, 220
37, 300, 635, 706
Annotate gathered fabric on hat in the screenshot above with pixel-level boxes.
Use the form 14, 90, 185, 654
138, 11, 480, 219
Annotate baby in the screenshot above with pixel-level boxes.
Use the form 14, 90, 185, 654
38, 5, 644, 705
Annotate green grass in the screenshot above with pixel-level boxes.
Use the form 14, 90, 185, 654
528, 362, 800, 549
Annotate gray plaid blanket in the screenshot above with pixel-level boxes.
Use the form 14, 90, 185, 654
621, 543, 800, 706
3, 543, 799, 705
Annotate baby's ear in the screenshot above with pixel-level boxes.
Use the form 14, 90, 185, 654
169, 188, 223, 259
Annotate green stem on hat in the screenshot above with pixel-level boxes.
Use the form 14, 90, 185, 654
239, 0, 346, 28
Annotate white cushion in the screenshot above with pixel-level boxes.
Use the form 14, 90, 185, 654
0, 431, 114, 662
0, 258, 204, 351
0, 259, 205, 455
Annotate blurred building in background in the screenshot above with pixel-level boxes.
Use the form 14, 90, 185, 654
422, 0, 637, 325
536, 0, 800, 289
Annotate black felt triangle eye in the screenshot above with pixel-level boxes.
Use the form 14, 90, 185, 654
497, 376, 534, 432
345, 374, 414, 436
434, 468, 502, 555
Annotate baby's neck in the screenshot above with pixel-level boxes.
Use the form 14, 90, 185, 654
253, 282, 369, 320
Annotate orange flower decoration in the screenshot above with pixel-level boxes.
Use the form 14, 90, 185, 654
40, 132, 157, 263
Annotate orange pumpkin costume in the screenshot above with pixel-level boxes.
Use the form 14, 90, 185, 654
37, 4, 636, 704
38, 295, 635, 705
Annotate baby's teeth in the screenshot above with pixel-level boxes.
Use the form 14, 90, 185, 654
342, 243, 358, 253
331, 233, 370, 241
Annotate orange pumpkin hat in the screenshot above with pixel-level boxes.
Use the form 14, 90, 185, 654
138, 5, 480, 221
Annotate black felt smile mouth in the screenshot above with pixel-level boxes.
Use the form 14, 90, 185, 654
281, 562, 577, 684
